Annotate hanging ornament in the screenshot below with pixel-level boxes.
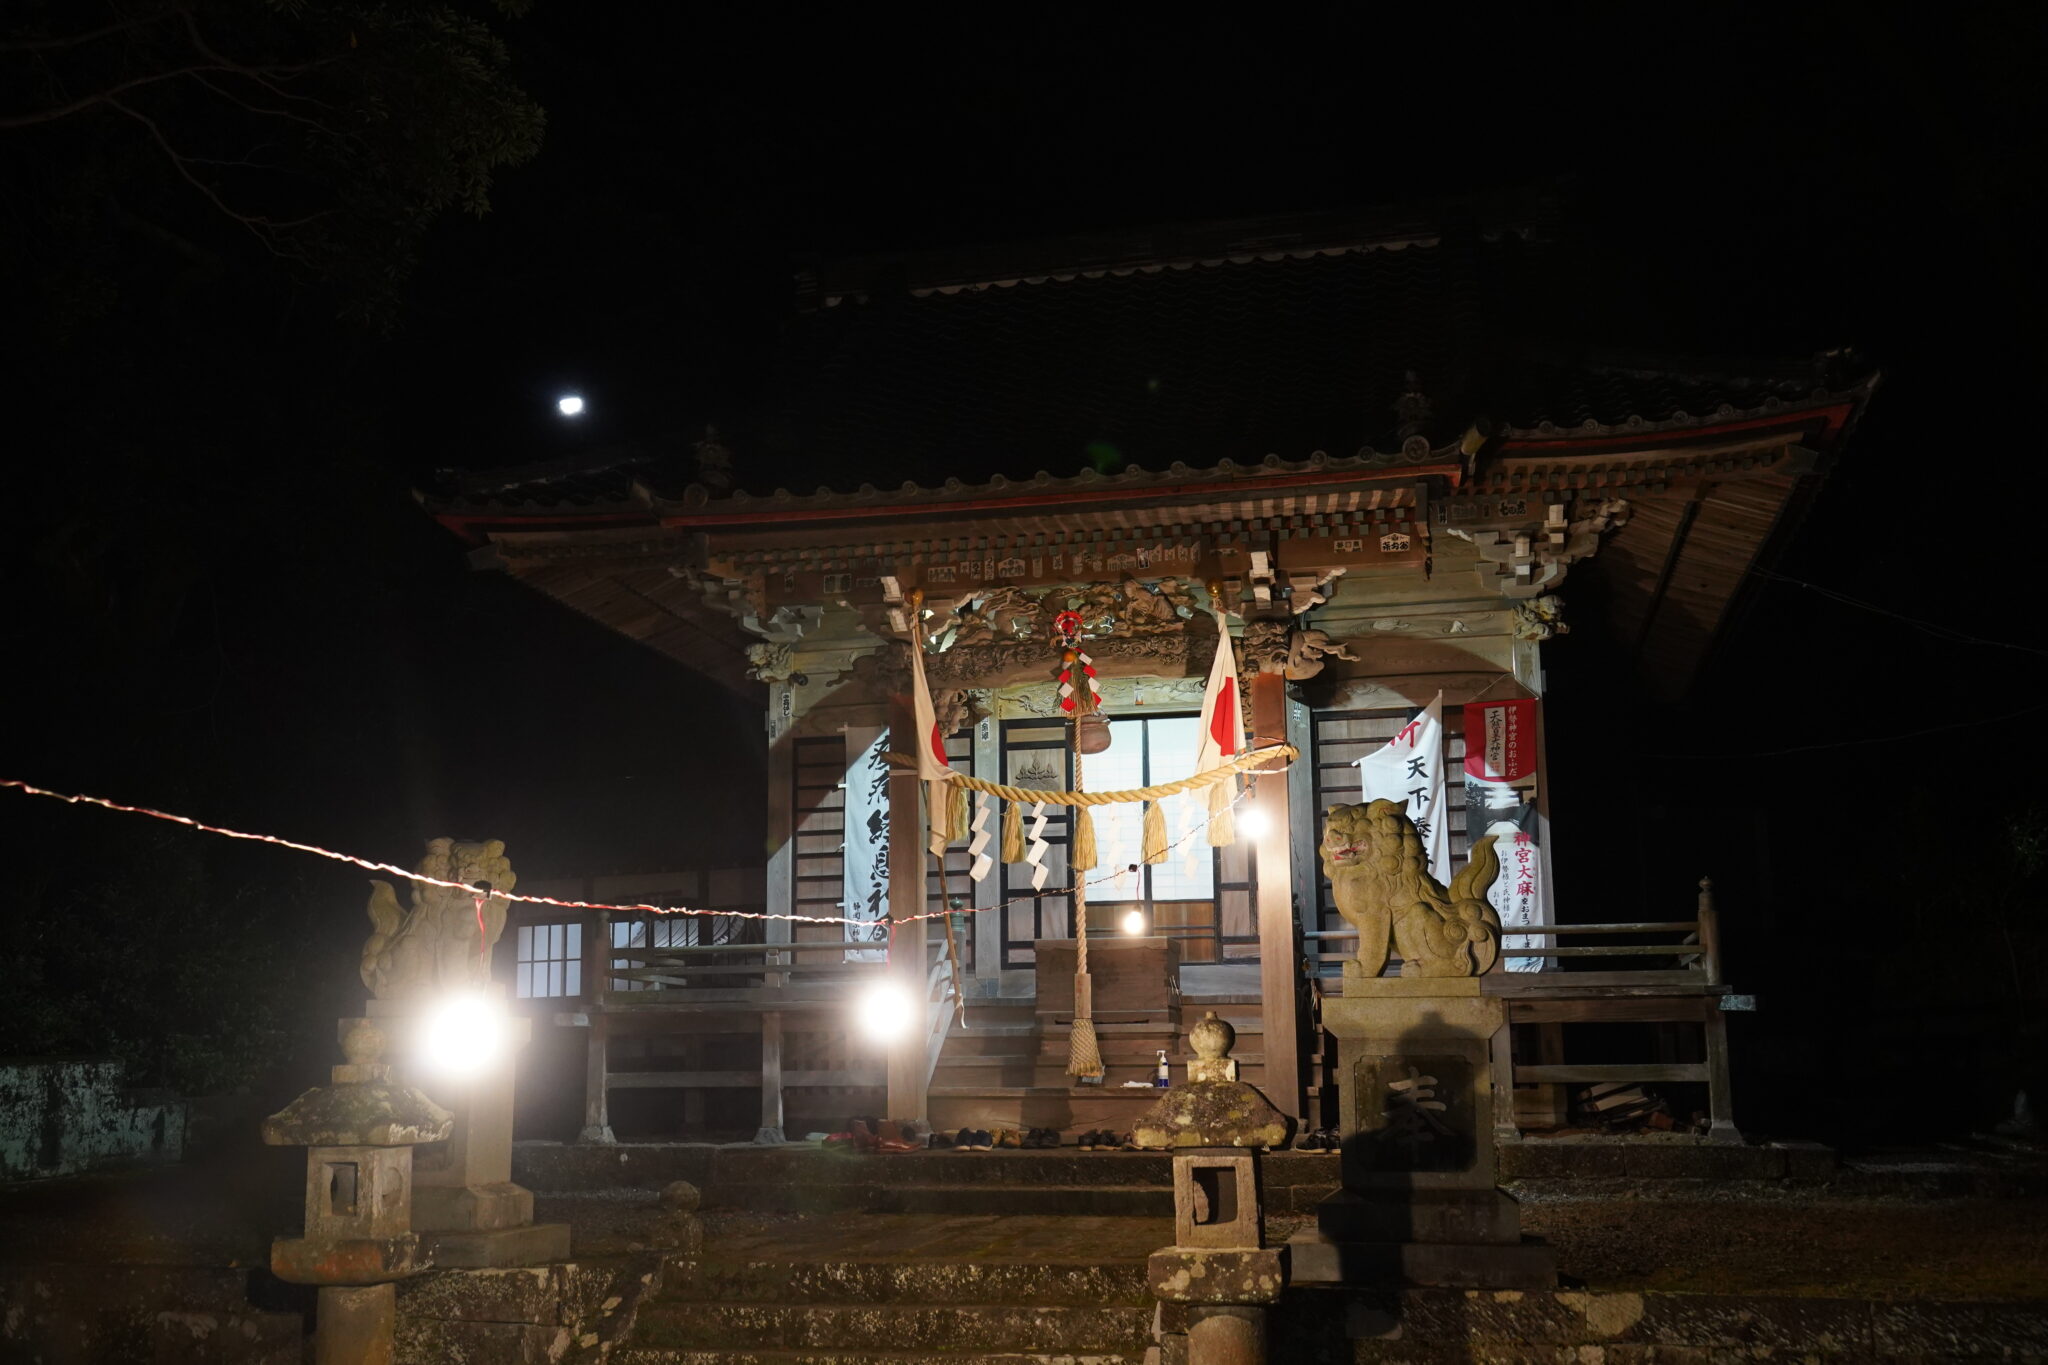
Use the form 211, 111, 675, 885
1053, 610, 1111, 754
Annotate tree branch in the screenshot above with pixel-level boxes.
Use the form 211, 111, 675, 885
0, 8, 177, 53
105, 96, 319, 261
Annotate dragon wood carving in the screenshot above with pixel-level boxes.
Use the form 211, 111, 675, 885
1321, 801, 1501, 979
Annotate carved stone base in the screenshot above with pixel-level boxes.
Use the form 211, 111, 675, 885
418, 1221, 570, 1269
414, 1180, 531, 1233
1284, 1227, 1556, 1290
577, 1124, 618, 1146
752, 1126, 786, 1146
1314, 1188, 1526, 1246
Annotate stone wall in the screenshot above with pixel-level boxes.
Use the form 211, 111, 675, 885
0, 1057, 186, 1182
393, 1256, 665, 1364
1271, 1286, 2048, 1363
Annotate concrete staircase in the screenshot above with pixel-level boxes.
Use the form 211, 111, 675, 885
926, 998, 1269, 1138
615, 1216, 1157, 1364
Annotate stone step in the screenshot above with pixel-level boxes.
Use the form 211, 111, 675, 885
663, 1257, 1148, 1306
632, 1301, 1154, 1353
705, 1180, 1173, 1217
617, 1350, 1141, 1365
712, 1149, 1175, 1188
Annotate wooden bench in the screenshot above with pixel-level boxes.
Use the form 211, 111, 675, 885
1482, 878, 1741, 1144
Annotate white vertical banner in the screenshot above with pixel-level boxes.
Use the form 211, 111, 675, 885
842, 730, 892, 963
1485, 821, 1545, 973
1356, 692, 1451, 887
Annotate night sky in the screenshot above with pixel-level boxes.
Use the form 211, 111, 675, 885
3, 4, 2043, 1138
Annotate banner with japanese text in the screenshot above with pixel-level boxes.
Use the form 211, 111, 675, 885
1357, 692, 1451, 886
1463, 698, 1545, 971
1464, 698, 1538, 787
841, 730, 892, 963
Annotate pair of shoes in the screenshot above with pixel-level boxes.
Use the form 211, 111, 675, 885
928, 1130, 954, 1150
992, 1128, 1024, 1149
952, 1128, 994, 1151
1295, 1127, 1342, 1152
877, 1119, 928, 1153
822, 1131, 855, 1150
849, 1119, 879, 1153
1078, 1129, 1124, 1150
1022, 1127, 1061, 1148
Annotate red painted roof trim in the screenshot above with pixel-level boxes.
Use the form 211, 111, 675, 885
1496, 402, 1858, 454
654, 464, 1465, 530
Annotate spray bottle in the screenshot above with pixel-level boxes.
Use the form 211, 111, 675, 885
1154, 1050, 1171, 1089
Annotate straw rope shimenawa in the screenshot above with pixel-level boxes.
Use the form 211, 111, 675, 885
1065, 721, 1104, 1081
886, 743, 1297, 806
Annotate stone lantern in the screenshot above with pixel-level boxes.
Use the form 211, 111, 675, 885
1134, 1013, 1290, 1365
263, 1016, 453, 1365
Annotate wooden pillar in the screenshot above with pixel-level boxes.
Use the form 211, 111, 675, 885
970, 714, 1003, 989
1704, 1008, 1739, 1144
1250, 764, 1302, 1122
1698, 877, 1739, 1144
758, 693, 796, 1144
885, 697, 931, 1121
579, 910, 614, 1144
1489, 1023, 1518, 1143
759, 1012, 785, 1143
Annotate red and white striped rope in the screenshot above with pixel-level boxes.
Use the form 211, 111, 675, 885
1, 776, 1252, 928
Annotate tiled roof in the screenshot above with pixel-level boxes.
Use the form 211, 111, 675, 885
767, 234, 1499, 490
427, 205, 1872, 518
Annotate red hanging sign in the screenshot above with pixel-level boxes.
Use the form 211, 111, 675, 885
1463, 698, 1538, 785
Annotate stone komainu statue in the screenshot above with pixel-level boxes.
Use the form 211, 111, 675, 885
1321, 801, 1502, 979
361, 838, 515, 1000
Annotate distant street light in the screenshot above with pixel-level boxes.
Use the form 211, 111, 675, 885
556, 394, 586, 417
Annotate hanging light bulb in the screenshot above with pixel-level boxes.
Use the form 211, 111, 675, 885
1120, 908, 1147, 936
856, 980, 915, 1044
1238, 804, 1272, 839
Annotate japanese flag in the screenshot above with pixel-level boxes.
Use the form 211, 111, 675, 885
1357, 692, 1450, 886
907, 636, 954, 781
1194, 613, 1243, 775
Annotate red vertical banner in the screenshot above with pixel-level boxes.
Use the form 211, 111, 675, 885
1463, 698, 1538, 787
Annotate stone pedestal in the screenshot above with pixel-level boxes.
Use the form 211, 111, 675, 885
366, 992, 570, 1268
1289, 978, 1555, 1290
314, 1284, 395, 1365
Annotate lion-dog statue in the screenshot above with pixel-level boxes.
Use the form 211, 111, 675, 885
361, 838, 516, 1000
1321, 800, 1502, 979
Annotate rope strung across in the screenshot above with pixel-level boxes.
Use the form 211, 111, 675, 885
887, 742, 1297, 806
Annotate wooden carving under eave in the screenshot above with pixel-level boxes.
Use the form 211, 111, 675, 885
1320, 801, 1501, 980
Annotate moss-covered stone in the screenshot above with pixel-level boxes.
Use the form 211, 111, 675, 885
261, 1082, 452, 1148
1131, 1080, 1292, 1151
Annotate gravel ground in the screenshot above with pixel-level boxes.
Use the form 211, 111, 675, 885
6, 1156, 2046, 1305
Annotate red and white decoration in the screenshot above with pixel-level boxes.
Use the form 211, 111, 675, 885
1464, 698, 1538, 786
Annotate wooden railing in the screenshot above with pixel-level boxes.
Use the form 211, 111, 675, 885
1301, 889, 1721, 986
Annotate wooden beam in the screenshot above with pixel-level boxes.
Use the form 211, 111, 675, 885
609, 1069, 884, 1089
1251, 764, 1302, 1122
886, 696, 930, 1121
1508, 997, 1711, 1025
1514, 1063, 1707, 1084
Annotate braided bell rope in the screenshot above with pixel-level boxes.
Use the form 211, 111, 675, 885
889, 743, 1297, 806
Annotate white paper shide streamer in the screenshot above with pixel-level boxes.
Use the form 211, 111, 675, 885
1024, 801, 1050, 891
968, 790, 993, 883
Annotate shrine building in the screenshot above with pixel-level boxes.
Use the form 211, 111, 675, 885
426, 200, 1876, 1146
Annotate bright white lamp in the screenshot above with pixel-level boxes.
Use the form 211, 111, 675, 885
856, 980, 915, 1044
1120, 908, 1147, 936
556, 394, 586, 417
1238, 804, 1272, 839
417, 991, 507, 1080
